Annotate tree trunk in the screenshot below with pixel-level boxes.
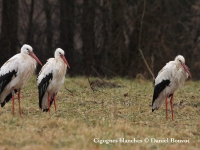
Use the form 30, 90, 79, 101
94, 0, 112, 76
110, 0, 127, 75
43, 0, 53, 58
25, 0, 34, 46
0, 0, 19, 65
82, 0, 95, 75
59, 0, 75, 75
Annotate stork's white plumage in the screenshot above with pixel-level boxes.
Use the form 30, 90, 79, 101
152, 55, 191, 120
0, 44, 42, 116
37, 48, 70, 112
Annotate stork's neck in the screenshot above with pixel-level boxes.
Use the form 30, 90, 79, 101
176, 63, 183, 70
55, 56, 63, 62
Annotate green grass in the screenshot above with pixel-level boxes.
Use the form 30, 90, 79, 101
0, 76, 199, 150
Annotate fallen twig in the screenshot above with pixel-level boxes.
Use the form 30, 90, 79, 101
87, 77, 95, 92
91, 66, 105, 83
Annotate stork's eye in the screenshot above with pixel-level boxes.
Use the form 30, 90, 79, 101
179, 60, 182, 63
59, 52, 61, 55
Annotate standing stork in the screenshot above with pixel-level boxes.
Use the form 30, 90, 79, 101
37, 48, 70, 112
152, 55, 191, 120
0, 44, 42, 116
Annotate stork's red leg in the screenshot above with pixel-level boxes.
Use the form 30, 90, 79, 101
170, 94, 174, 121
53, 93, 57, 111
12, 87, 15, 116
165, 95, 168, 121
48, 92, 50, 113
18, 89, 22, 117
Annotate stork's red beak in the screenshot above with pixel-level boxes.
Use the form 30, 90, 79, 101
29, 52, 42, 66
181, 63, 191, 77
61, 55, 70, 68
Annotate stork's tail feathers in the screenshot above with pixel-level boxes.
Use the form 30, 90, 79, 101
152, 79, 170, 112
38, 73, 53, 111
43, 109, 49, 112
152, 107, 159, 112
41, 97, 54, 112
1, 89, 18, 107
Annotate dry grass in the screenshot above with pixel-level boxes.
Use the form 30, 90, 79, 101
0, 76, 199, 150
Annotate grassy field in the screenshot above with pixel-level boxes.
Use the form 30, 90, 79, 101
0, 76, 199, 150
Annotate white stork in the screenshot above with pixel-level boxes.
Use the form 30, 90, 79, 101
0, 44, 42, 116
152, 55, 191, 120
37, 48, 70, 112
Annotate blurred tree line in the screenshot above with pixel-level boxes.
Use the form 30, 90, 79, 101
0, 0, 199, 78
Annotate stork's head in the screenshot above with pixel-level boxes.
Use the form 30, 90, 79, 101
21, 44, 42, 66
55, 48, 70, 68
175, 55, 191, 77
21, 44, 33, 54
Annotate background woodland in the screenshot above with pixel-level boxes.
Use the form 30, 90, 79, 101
0, 0, 200, 79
